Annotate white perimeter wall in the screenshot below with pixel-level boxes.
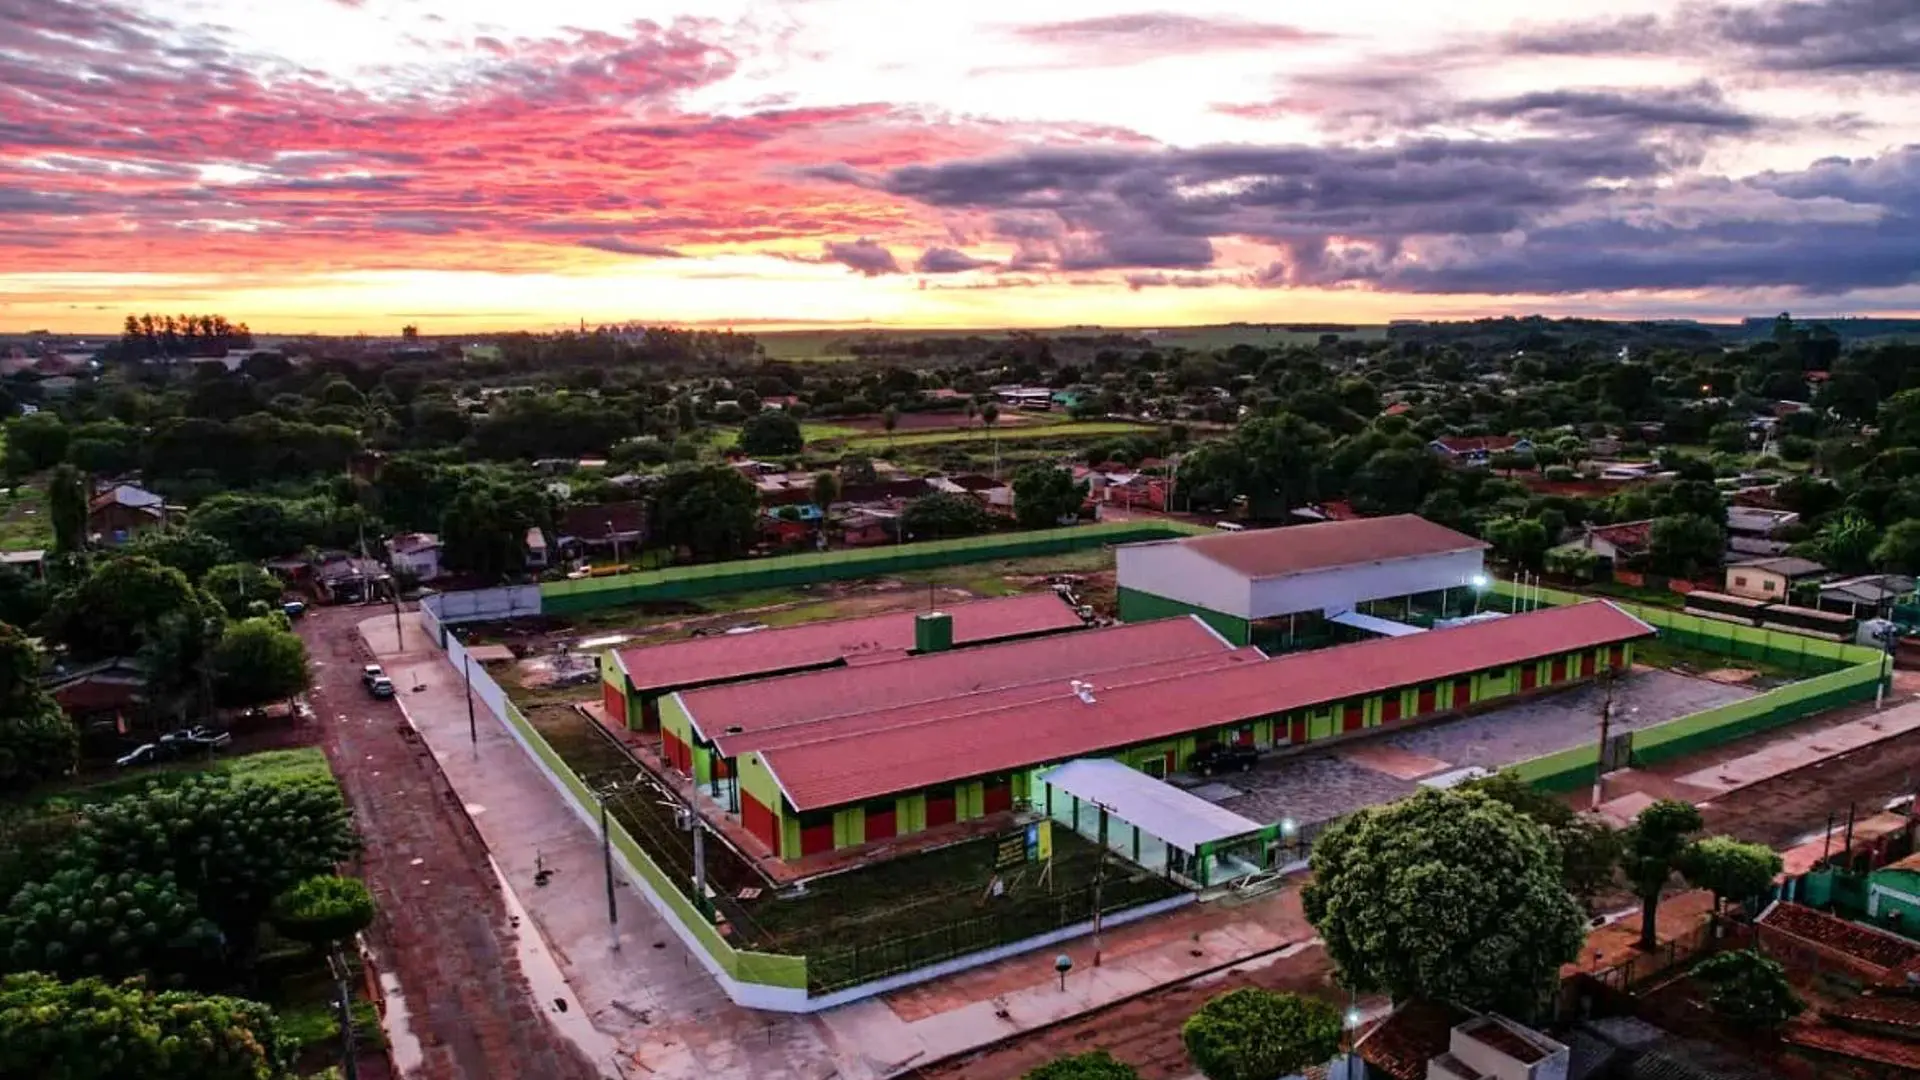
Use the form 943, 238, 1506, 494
1116, 541, 1254, 617
1248, 548, 1487, 618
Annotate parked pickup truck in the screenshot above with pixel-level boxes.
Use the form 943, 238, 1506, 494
362, 663, 396, 699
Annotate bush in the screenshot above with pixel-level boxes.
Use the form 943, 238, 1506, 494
271, 875, 375, 948
1024, 1050, 1140, 1080
1181, 987, 1343, 1080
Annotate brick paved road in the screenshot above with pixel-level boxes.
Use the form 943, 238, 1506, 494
301, 606, 604, 1080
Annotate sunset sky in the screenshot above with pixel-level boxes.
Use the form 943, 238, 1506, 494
5, 0, 1920, 334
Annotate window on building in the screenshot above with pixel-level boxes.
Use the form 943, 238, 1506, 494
1734, 576, 1747, 588
1763, 580, 1776, 592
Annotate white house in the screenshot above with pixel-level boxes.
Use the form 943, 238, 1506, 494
386, 532, 443, 582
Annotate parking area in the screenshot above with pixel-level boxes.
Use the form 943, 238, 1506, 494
1209, 669, 1756, 828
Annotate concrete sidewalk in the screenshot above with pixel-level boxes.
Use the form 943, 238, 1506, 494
360, 614, 1321, 1079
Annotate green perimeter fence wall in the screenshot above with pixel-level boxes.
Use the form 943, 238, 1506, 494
539, 520, 1210, 614
440, 632, 809, 997
1494, 580, 1889, 792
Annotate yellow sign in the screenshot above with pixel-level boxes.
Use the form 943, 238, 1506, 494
1029, 820, 1053, 862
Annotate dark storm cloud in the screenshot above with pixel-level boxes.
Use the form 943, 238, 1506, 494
913, 246, 994, 273
1455, 84, 1763, 133
823, 238, 900, 275
1507, 0, 1920, 80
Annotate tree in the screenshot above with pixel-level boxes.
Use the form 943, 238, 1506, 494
0, 623, 76, 792
1011, 465, 1088, 528
737, 410, 803, 456
270, 875, 375, 949
654, 465, 759, 560
981, 401, 1000, 431
1348, 448, 1441, 516
1623, 799, 1703, 951
1303, 788, 1586, 1017
839, 455, 879, 485
0, 869, 221, 986
1023, 1051, 1139, 1080
1678, 835, 1781, 913
40, 556, 220, 662
1464, 772, 1621, 910
1692, 950, 1803, 1030
47, 465, 87, 555
1482, 515, 1551, 570
1233, 414, 1329, 518
881, 404, 900, 446
0, 972, 294, 1080
810, 471, 841, 524
901, 492, 992, 539
439, 478, 546, 582
1647, 514, 1724, 578
1805, 512, 1877, 574
1181, 988, 1342, 1080
207, 617, 309, 709
203, 563, 284, 619
71, 774, 357, 954
1651, 480, 1725, 523
4, 413, 70, 473
127, 529, 235, 584
1872, 519, 1920, 575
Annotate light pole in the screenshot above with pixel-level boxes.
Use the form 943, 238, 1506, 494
607, 520, 620, 567
594, 781, 623, 951
463, 650, 476, 744
1470, 574, 1489, 617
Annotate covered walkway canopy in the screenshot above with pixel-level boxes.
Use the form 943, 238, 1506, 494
1327, 609, 1426, 638
1038, 758, 1276, 888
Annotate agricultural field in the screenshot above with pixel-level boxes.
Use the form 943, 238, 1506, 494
0, 481, 50, 552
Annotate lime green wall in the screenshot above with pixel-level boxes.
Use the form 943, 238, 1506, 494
737, 753, 796, 859
833, 808, 863, 848
1116, 587, 1249, 645
659, 695, 713, 782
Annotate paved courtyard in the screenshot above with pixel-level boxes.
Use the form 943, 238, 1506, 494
1211, 669, 1755, 828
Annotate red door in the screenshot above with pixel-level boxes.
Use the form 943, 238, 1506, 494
1342, 703, 1364, 732
1551, 657, 1568, 683
1418, 687, 1436, 714
1451, 680, 1471, 709
800, 820, 834, 856
983, 780, 1013, 815
1288, 716, 1307, 744
1580, 653, 1596, 677
1609, 644, 1626, 669
1520, 666, 1538, 691
603, 681, 628, 728
742, 792, 778, 851
866, 805, 897, 842
1381, 698, 1401, 724
1235, 725, 1254, 747
926, 792, 957, 827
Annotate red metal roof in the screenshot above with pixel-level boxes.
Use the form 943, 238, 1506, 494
682, 616, 1234, 748
615, 591, 1083, 693
1166, 514, 1486, 580
723, 650, 1264, 758
761, 601, 1653, 811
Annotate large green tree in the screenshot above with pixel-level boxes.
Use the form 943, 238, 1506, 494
1678, 835, 1782, 914
70, 774, 357, 955
40, 556, 222, 662
1622, 799, 1703, 951
0, 869, 220, 986
0, 972, 294, 1080
1464, 772, 1621, 911
128, 529, 236, 584
901, 492, 991, 539
1871, 519, 1920, 575
1647, 514, 1724, 578
1010, 465, 1088, 529
1482, 515, 1551, 570
1691, 950, 1803, 1030
1023, 1051, 1139, 1080
1180, 988, 1343, 1080
1302, 788, 1586, 1017
654, 465, 759, 560
439, 478, 547, 582
203, 562, 285, 619
737, 410, 804, 456
207, 617, 309, 709
0, 622, 77, 792
5, 413, 70, 474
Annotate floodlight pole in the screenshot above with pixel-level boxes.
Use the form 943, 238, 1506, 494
1591, 668, 1615, 810
1092, 800, 1111, 967
599, 786, 621, 951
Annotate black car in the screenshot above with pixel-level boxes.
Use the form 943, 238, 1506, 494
1190, 743, 1259, 777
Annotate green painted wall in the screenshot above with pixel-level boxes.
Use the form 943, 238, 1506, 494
1116, 587, 1250, 645
1868, 869, 1920, 925
737, 753, 797, 859
833, 808, 863, 848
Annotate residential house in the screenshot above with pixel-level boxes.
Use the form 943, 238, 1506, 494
1725, 506, 1799, 559
557, 500, 648, 560
1429, 435, 1533, 466
841, 509, 897, 546
837, 478, 934, 508
993, 386, 1053, 411
385, 532, 444, 582
1751, 902, 1920, 1076
933, 473, 1013, 513
87, 483, 169, 545
314, 553, 390, 603
45, 657, 147, 731
1723, 556, 1827, 602
0, 549, 46, 579
1818, 573, 1918, 619
1550, 520, 1653, 569
1867, 854, 1920, 927
1595, 460, 1666, 483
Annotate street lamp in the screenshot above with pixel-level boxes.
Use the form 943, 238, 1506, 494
1470, 573, 1489, 616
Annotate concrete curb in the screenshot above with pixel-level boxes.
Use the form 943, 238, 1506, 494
895, 935, 1321, 1078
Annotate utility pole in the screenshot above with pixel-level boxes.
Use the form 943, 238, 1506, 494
598, 785, 621, 951
327, 950, 360, 1080
607, 519, 620, 568
1590, 668, 1615, 809
463, 650, 476, 744
1092, 800, 1110, 967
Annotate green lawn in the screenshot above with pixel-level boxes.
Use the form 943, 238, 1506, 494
714, 421, 865, 449
842, 420, 1155, 451
0, 482, 51, 552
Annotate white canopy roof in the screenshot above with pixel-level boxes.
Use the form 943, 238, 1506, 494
1327, 609, 1427, 638
1039, 758, 1265, 852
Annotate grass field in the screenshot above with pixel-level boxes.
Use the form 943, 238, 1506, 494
842, 420, 1155, 451
714, 421, 865, 449
754, 323, 1389, 361
0, 482, 50, 552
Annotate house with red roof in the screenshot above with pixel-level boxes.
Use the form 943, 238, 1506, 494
1429, 434, 1533, 466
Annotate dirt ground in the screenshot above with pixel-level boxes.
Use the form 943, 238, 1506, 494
298, 605, 603, 1080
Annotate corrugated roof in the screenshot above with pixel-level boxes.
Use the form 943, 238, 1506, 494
683, 616, 1234, 748
722, 650, 1264, 759
1038, 758, 1264, 850
762, 601, 1653, 811
616, 591, 1083, 693
1161, 515, 1487, 580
